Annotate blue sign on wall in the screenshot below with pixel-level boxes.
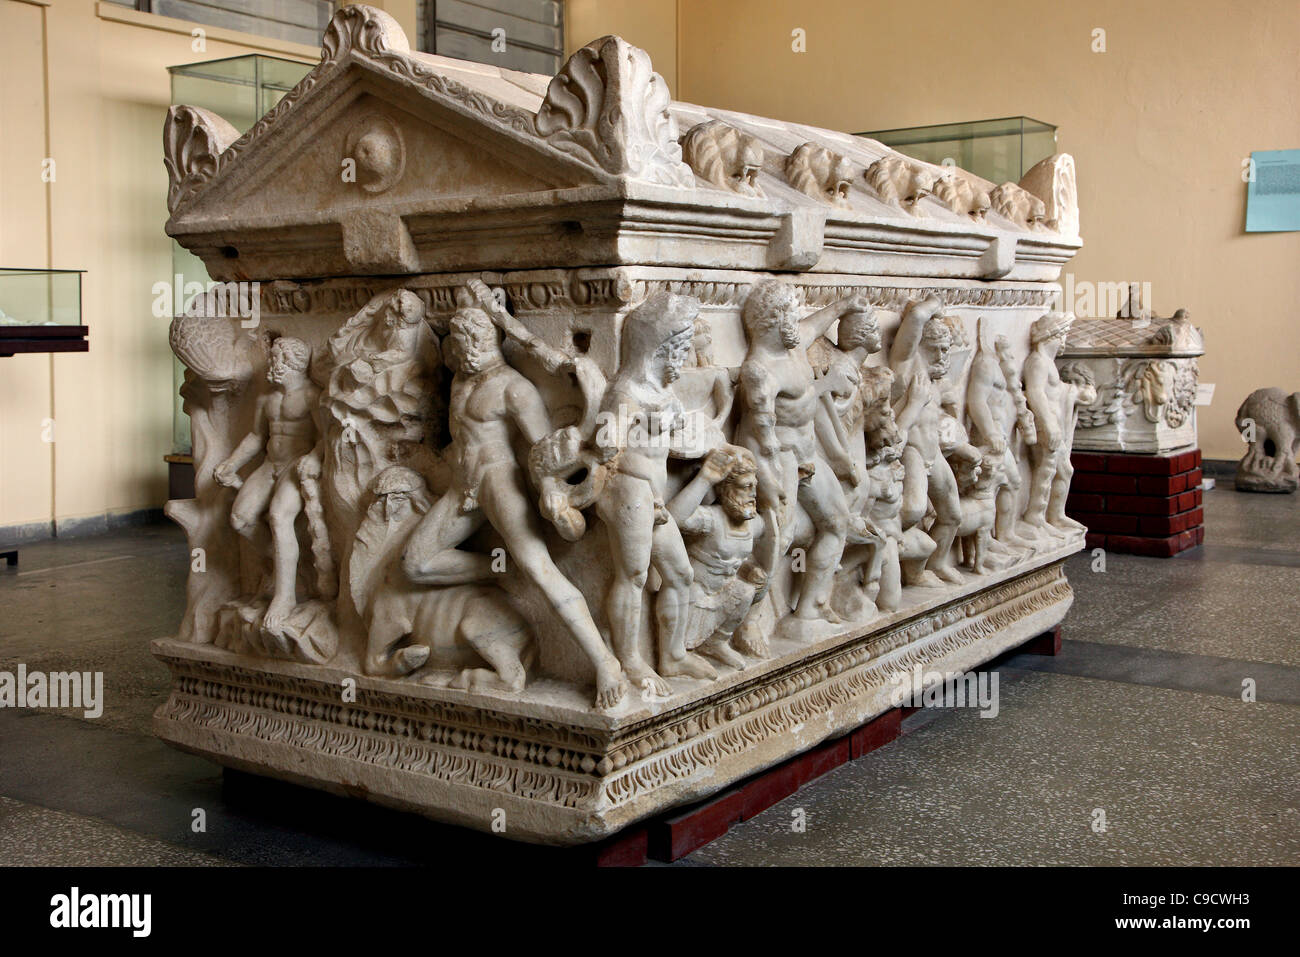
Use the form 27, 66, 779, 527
1246, 149, 1300, 232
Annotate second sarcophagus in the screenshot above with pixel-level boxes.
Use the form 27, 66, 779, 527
1058, 287, 1204, 455
155, 5, 1087, 844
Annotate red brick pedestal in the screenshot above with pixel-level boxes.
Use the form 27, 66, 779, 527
1066, 449, 1205, 557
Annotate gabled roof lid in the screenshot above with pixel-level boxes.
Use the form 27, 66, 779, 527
164, 4, 1082, 283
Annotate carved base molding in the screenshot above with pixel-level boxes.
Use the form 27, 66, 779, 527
153, 548, 1076, 845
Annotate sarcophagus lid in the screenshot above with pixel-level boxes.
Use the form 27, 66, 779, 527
164, 5, 1081, 284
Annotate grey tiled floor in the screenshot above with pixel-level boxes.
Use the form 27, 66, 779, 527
0, 487, 1296, 866
1198, 485, 1300, 552
0, 797, 231, 867
683, 673, 1298, 866
1066, 550, 1300, 667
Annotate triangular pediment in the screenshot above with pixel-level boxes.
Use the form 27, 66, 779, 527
178, 81, 572, 225
167, 50, 616, 235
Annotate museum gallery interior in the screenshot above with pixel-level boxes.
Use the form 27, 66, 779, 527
0, 0, 1296, 876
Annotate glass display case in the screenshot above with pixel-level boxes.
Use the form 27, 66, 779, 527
167, 55, 315, 455
169, 55, 314, 135
0, 268, 87, 357
857, 116, 1057, 186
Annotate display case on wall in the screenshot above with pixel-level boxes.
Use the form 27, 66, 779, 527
857, 116, 1057, 186
167, 55, 314, 460
0, 268, 87, 357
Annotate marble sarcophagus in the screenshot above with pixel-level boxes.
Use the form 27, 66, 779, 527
1058, 289, 1204, 455
155, 5, 1087, 844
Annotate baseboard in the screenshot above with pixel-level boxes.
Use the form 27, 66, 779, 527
0, 519, 56, 546
1200, 458, 1238, 479
0, 506, 168, 545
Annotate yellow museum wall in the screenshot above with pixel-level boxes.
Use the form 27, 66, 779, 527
0, 1, 54, 528
574, 0, 1300, 461
0, 0, 321, 531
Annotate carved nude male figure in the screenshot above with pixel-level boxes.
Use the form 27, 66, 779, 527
734, 279, 872, 624
214, 336, 326, 637
964, 324, 1036, 551
594, 292, 708, 691
889, 298, 963, 586
401, 305, 628, 709
1022, 311, 1095, 538
811, 303, 884, 512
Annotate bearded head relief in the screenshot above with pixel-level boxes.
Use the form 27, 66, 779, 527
445, 306, 504, 377
920, 315, 954, 381
742, 276, 803, 351
716, 446, 761, 523
837, 303, 882, 354
266, 335, 311, 385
